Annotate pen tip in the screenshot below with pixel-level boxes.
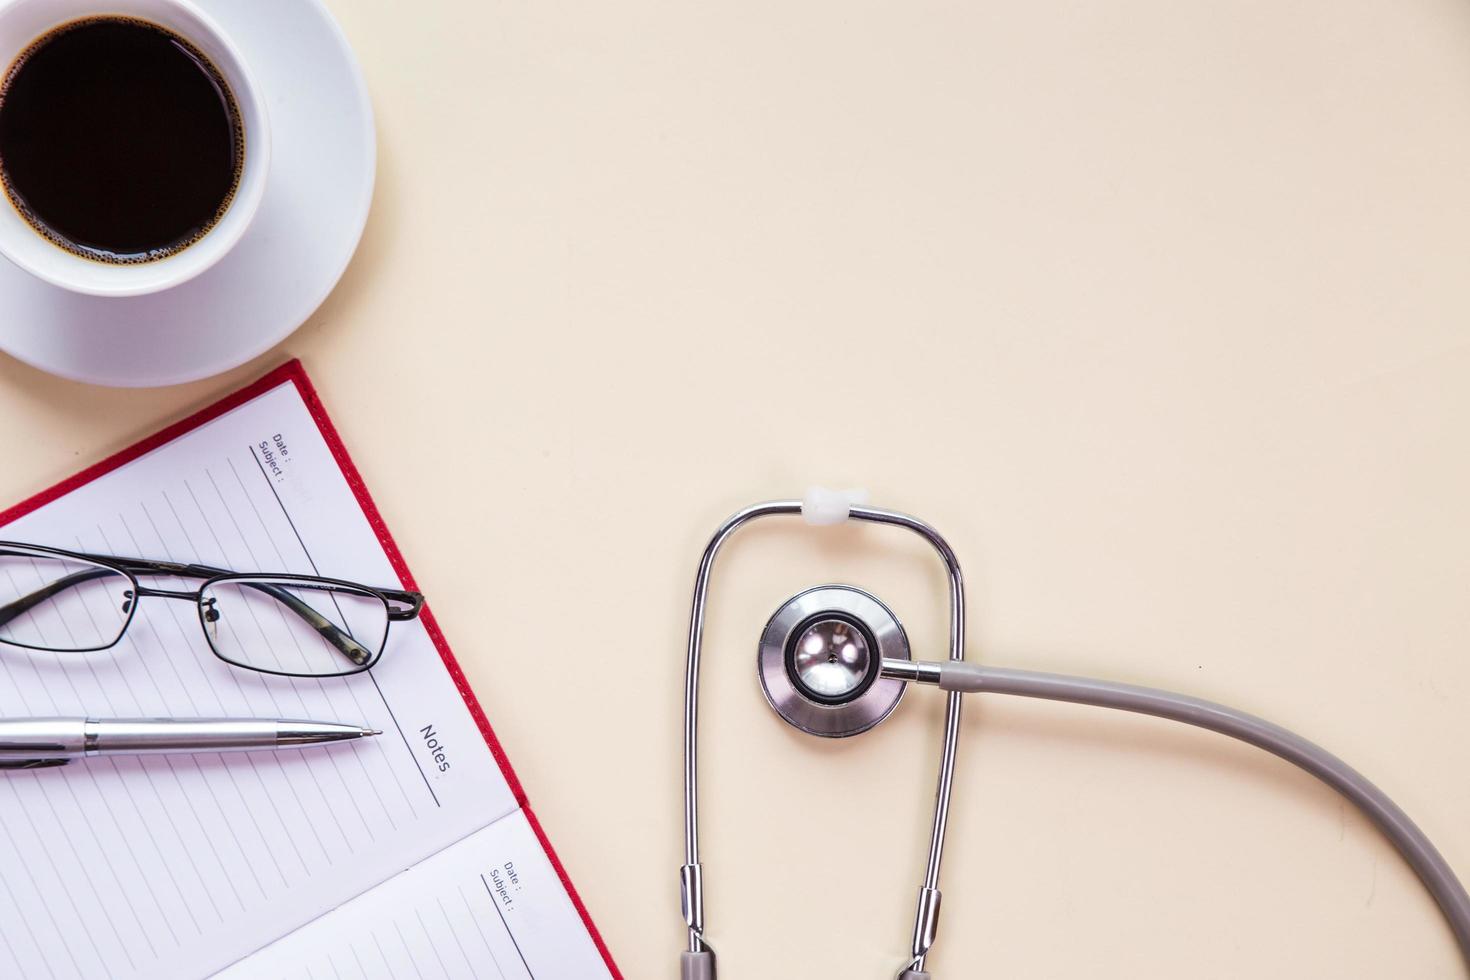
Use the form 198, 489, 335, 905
364, 729, 383, 737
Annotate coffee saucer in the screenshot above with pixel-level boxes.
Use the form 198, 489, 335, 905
0, 0, 374, 387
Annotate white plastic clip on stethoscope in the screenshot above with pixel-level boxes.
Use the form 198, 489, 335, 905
678, 489, 1470, 979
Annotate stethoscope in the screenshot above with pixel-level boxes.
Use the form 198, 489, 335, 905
677, 490, 1470, 979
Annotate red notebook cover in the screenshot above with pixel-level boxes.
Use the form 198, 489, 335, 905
0, 358, 622, 979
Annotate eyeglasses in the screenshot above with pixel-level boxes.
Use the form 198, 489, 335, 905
0, 542, 424, 678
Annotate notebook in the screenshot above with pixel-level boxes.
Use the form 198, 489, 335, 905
0, 361, 620, 980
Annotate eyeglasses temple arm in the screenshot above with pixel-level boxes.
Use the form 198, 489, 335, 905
84, 554, 231, 580
0, 568, 119, 630
228, 582, 378, 666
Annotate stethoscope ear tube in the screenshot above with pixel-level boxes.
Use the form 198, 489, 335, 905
680, 499, 969, 976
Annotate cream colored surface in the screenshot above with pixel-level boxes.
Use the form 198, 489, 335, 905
2, 1, 1469, 976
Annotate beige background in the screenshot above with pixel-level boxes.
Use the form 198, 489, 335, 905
3, 0, 1470, 975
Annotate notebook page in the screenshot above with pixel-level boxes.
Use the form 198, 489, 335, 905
213, 809, 613, 980
0, 379, 517, 980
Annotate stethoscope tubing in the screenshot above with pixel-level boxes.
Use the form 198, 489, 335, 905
938, 661, 1470, 968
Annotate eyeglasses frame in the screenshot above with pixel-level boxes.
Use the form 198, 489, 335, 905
0, 541, 425, 677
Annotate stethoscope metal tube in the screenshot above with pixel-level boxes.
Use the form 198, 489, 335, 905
681, 500, 968, 974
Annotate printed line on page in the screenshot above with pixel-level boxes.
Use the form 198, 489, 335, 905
482, 873, 534, 980
246, 443, 441, 809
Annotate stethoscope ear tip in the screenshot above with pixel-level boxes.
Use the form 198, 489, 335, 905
679, 950, 715, 980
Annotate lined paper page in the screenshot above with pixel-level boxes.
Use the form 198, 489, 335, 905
215, 810, 613, 980
0, 380, 518, 980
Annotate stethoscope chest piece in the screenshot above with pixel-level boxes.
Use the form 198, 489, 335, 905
758, 585, 911, 738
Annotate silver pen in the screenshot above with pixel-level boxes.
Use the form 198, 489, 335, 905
0, 717, 382, 769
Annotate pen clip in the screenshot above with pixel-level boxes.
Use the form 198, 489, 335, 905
0, 759, 70, 770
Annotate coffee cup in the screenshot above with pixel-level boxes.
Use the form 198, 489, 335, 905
0, 0, 269, 297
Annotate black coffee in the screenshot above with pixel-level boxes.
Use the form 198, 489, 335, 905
0, 17, 243, 264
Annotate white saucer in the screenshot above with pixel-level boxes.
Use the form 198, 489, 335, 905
0, 0, 375, 387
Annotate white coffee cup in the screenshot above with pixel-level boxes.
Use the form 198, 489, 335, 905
0, 0, 269, 297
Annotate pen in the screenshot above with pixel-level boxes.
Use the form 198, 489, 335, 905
0, 717, 382, 769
